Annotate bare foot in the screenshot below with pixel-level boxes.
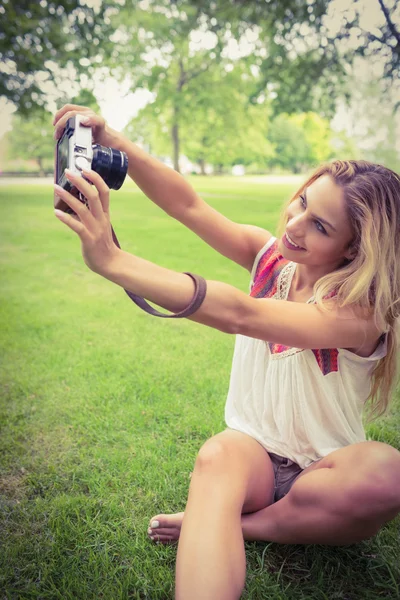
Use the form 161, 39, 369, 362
147, 512, 184, 544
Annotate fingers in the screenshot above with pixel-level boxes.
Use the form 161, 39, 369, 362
54, 182, 94, 227
53, 104, 88, 126
53, 108, 92, 140
81, 169, 110, 214
66, 168, 109, 218
54, 208, 88, 238
54, 172, 99, 227
55, 169, 109, 221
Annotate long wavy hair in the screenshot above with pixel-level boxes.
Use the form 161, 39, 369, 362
277, 160, 400, 422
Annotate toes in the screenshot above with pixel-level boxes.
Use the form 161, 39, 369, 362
148, 515, 163, 528
147, 512, 184, 537
150, 534, 174, 541
149, 534, 177, 545
148, 527, 178, 536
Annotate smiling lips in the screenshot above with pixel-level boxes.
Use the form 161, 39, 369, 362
283, 232, 305, 250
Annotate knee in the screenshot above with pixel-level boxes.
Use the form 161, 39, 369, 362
345, 444, 400, 522
345, 480, 400, 525
194, 438, 233, 475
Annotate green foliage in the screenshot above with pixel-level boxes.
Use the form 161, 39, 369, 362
125, 60, 275, 169
0, 0, 114, 115
290, 113, 334, 164
329, 129, 361, 160
187, 0, 350, 119
69, 89, 102, 115
267, 115, 311, 173
106, 0, 353, 171
4, 89, 102, 173
5, 111, 55, 174
339, 0, 400, 99
267, 112, 336, 172
181, 64, 275, 168
347, 75, 400, 172
3, 0, 399, 176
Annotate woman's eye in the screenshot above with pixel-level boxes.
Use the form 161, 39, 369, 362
299, 195, 327, 234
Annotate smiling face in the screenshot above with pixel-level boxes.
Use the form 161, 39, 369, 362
279, 174, 356, 272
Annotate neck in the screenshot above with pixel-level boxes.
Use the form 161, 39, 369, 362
291, 263, 324, 293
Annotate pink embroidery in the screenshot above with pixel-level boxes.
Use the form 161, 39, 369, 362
311, 348, 339, 374
251, 240, 289, 299
251, 238, 339, 375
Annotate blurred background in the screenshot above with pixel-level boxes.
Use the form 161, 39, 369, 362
0, 0, 399, 177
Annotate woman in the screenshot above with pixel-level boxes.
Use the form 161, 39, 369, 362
53, 104, 400, 600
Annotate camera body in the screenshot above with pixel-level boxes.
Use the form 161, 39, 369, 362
55, 114, 128, 214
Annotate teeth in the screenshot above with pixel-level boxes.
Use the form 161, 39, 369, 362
286, 232, 301, 248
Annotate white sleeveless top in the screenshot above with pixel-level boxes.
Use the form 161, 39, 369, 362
224, 236, 388, 469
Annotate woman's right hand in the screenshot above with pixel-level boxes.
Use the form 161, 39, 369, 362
53, 104, 114, 147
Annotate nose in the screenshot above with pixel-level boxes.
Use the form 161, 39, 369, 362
286, 220, 306, 248
287, 213, 305, 237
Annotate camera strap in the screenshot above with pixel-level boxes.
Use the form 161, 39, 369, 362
110, 225, 207, 319
75, 191, 207, 318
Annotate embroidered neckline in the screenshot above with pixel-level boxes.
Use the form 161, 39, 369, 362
276, 261, 315, 304
264, 259, 313, 356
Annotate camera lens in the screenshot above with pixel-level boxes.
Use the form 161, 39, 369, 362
92, 144, 128, 190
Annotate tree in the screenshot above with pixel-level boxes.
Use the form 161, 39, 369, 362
339, 0, 400, 105
290, 113, 334, 165
5, 111, 54, 175
267, 114, 311, 173
332, 61, 400, 171
204, 0, 400, 114
188, 0, 350, 118
108, 1, 234, 171
4, 89, 101, 175
0, 0, 114, 115
329, 129, 361, 160
182, 68, 275, 172
267, 112, 335, 172
106, 0, 351, 171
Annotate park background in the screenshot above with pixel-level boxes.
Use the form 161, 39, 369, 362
1, 1, 400, 599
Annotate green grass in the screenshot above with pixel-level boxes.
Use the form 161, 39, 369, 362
1, 176, 399, 599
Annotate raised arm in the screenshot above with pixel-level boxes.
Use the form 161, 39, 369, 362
54, 168, 380, 352
53, 104, 272, 272
103, 250, 380, 351
53, 103, 197, 218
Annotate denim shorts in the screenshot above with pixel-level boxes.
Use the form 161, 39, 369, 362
268, 451, 304, 503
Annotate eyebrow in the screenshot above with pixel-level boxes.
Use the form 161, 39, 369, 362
303, 188, 337, 232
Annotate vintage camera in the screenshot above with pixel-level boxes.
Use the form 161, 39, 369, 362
55, 114, 128, 214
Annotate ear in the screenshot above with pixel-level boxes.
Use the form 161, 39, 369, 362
344, 245, 357, 261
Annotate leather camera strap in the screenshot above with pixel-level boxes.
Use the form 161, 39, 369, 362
110, 225, 207, 318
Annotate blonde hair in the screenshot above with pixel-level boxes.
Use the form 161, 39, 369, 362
277, 160, 400, 422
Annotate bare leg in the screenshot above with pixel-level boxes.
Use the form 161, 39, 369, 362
175, 467, 246, 600
148, 470, 393, 546
241, 467, 382, 545
241, 442, 400, 545
168, 430, 275, 600
149, 441, 400, 548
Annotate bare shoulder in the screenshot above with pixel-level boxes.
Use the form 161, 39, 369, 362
241, 225, 274, 273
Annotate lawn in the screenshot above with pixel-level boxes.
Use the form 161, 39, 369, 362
1, 176, 399, 599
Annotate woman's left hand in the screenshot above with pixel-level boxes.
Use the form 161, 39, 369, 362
54, 169, 120, 275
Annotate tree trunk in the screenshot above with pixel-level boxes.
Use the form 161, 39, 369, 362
172, 115, 180, 173
37, 156, 45, 177
199, 158, 206, 175
171, 59, 187, 174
